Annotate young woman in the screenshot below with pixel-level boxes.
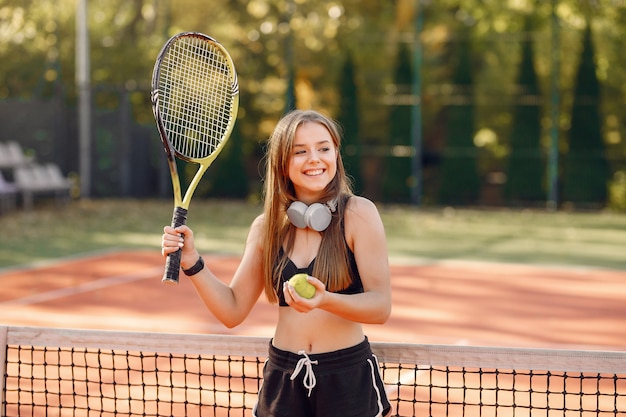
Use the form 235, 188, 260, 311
161, 109, 392, 417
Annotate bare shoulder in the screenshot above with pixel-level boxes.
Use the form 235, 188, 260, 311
251, 213, 266, 229
345, 195, 382, 222
245, 213, 266, 247
344, 196, 385, 247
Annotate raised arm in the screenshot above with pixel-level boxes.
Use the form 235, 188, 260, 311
162, 215, 266, 328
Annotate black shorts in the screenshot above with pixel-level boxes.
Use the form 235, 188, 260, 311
253, 337, 392, 417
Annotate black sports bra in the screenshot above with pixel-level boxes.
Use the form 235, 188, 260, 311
274, 245, 364, 307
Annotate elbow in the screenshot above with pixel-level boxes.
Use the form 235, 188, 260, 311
376, 306, 392, 324
220, 314, 245, 329
369, 303, 391, 325
376, 292, 392, 324
361, 292, 392, 324
222, 319, 242, 329
368, 314, 389, 325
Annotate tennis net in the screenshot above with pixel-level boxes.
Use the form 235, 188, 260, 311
2, 325, 625, 416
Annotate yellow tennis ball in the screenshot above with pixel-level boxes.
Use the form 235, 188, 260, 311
288, 273, 316, 299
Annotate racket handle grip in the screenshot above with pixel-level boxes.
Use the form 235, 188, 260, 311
162, 206, 189, 285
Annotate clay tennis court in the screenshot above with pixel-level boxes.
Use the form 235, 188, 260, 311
1, 250, 625, 351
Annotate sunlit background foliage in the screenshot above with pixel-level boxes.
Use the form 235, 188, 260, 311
1, 0, 625, 209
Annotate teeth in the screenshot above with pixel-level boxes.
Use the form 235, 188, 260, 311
306, 169, 323, 176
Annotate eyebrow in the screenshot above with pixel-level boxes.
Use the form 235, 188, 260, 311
292, 139, 332, 147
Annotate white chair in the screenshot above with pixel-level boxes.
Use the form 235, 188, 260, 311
0, 170, 18, 213
6, 142, 32, 166
44, 163, 72, 190
15, 164, 71, 209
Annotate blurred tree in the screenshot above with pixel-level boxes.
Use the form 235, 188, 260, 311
284, 72, 297, 113
562, 23, 610, 206
207, 123, 249, 199
1, 0, 626, 204
337, 53, 363, 195
382, 42, 412, 203
438, 25, 480, 205
503, 17, 545, 204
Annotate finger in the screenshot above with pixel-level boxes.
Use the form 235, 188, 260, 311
162, 233, 183, 246
163, 225, 178, 235
284, 283, 304, 307
162, 233, 184, 257
174, 225, 192, 236
161, 245, 180, 256
283, 282, 293, 303
284, 284, 314, 313
306, 276, 325, 292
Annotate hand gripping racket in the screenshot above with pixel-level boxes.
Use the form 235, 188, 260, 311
151, 32, 239, 284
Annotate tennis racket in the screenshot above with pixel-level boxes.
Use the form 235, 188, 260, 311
151, 32, 239, 284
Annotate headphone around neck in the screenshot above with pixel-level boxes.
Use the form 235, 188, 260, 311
286, 198, 338, 232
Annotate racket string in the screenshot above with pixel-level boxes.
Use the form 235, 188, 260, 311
158, 36, 235, 160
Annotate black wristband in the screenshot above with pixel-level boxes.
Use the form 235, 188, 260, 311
182, 256, 204, 276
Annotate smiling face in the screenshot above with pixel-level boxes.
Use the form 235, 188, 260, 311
287, 121, 338, 203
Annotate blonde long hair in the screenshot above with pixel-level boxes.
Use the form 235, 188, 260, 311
261, 110, 354, 303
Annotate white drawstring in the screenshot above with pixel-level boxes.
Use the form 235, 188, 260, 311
290, 351, 318, 397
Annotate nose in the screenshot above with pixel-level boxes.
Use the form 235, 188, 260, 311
307, 149, 320, 163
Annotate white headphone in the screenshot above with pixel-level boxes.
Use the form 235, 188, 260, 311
286, 198, 338, 232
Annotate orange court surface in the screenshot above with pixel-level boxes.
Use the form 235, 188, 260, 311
1, 250, 625, 351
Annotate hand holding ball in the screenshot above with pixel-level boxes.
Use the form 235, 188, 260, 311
288, 273, 316, 299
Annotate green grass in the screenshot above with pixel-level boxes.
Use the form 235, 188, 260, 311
382, 206, 626, 269
1, 199, 625, 270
